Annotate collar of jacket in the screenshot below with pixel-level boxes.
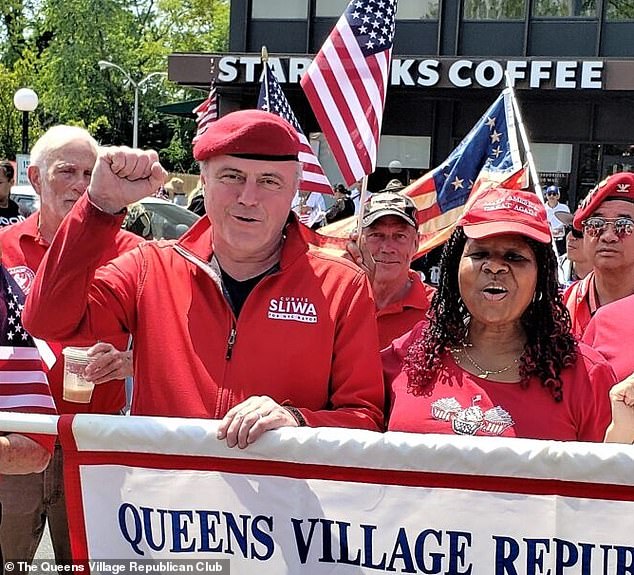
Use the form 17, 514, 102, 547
174, 211, 309, 270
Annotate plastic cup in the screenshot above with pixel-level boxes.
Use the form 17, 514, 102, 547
62, 347, 94, 403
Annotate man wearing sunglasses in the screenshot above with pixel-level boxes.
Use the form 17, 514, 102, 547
563, 172, 634, 336
554, 212, 592, 286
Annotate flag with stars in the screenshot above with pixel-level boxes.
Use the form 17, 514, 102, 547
192, 84, 218, 144
300, 0, 397, 186
0, 266, 56, 433
405, 87, 524, 241
1, 266, 37, 347
311, 89, 526, 256
258, 64, 332, 196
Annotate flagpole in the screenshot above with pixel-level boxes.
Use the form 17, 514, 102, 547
261, 46, 270, 108
355, 176, 369, 240
504, 74, 543, 203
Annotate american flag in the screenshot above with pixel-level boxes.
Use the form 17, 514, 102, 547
301, 0, 397, 187
258, 64, 332, 196
192, 84, 218, 144
312, 89, 527, 256
0, 267, 55, 417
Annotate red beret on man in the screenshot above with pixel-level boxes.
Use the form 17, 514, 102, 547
573, 172, 634, 230
193, 109, 301, 162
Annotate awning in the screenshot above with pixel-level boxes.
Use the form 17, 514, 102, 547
156, 99, 204, 118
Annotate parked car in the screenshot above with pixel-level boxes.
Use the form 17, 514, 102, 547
10, 185, 39, 218
10, 186, 200, 239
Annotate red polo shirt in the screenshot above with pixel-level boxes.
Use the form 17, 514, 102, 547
376, 271, 434, 350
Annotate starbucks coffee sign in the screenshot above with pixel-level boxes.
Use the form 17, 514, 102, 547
169, 54, 634, 91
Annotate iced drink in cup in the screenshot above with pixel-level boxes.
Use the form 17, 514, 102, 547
62, 347, 94, 403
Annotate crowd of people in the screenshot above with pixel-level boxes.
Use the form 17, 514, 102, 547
0, 109, 633, 564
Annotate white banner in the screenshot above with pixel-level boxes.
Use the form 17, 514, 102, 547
57, 414, 634, 574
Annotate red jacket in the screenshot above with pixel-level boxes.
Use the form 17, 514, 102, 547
23, 196, 384, 430
0, 212, 142, 414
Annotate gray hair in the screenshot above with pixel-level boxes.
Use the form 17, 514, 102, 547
30, 125, 99, 171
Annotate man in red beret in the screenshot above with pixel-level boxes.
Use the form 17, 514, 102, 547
562, 171, 634, 336
22, 109, 384, 447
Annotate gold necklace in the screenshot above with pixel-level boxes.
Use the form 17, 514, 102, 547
458, 345, 520, 379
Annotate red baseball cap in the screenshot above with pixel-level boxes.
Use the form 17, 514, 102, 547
193, 109, 301, 162
458, 187, 551, 244
572, 172, 634, 231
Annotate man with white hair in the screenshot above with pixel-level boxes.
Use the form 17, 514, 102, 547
23, 110, 384, 451
0, 125, 141, 564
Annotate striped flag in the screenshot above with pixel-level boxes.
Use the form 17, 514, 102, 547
258, 64, 332, 195
310, 89, 526, 256
0, 346, 55, 415
192, 84, 218, 144
300, 0, 397, 187
0, 266, 56, 449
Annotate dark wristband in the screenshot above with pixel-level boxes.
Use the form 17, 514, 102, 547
284, 406, 307, 427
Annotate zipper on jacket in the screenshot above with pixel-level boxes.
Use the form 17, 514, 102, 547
226, 326, 237, 360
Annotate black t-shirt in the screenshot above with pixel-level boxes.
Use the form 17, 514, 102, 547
0, 199, 25, 228
220, 265, 277, 317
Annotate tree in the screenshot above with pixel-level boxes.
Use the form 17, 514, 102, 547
0, 0, 229, 169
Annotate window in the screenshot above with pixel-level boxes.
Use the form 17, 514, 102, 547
397, 0, 439, 19
533, 143, 573, 173
315, 0, 438, 19
606, 1, 634, 20
532, 0, 597, 18
463, 0, 526, 20
315, 0, 348, 17
252, 0, 308, 19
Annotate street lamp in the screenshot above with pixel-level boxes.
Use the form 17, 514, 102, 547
13, 88, 39, 154
98, 60, 166, 148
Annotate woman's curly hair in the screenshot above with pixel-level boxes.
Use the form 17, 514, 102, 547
404, 227, 576, 402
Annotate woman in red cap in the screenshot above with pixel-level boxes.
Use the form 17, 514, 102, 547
383, 186, 617, 441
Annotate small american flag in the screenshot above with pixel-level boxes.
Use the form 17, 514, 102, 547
258, 64, 332, 196
192, 84, 218, 144
301, 0, 397, 186
0, 267, 55, 415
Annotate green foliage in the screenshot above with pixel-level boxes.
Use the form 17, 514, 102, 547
0, 0, 229, 170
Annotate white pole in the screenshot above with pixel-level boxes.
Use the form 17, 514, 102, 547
133, 84, 139, 149
355, 176, 369, 240
504, 74, 543, 202
0, 412, 58, 435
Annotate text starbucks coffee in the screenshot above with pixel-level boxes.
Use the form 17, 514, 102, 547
217, 56, 604, 90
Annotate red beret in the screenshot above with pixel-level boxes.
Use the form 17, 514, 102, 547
573, 172, 634, 230
193, 109, 300, 162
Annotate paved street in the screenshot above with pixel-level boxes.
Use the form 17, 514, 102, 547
34, 525, 53, 560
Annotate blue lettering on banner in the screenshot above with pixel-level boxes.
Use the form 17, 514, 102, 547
118, 504, 274, 560
291, 518, 473, 573
493, 536, 634, 575
116, 506, 634, 572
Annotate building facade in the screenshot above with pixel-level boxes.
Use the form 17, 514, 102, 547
168, 0, 634, 206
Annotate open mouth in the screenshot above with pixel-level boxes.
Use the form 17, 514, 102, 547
233, 215, 259, 223
482, 285, 508, 300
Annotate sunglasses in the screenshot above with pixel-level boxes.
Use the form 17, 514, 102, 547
581, 216, 634, 238
564, 225, 584, 239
